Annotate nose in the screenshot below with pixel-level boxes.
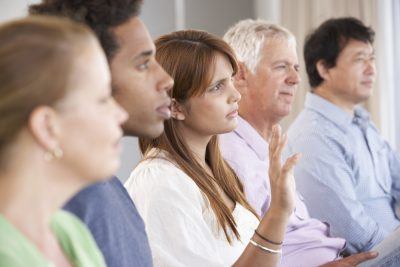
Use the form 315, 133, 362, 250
365, 59, 376, 77
229, 84, 241, 104
287, 66, 301, 85
156, 62, 174, 94
112, 98, 128, 125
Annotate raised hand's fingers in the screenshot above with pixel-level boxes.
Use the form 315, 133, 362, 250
273, 132, 287, 162
269, 125, 281, 162
269, 125, 282, 180
342, 251, 378, 266
280, 153, 301, 178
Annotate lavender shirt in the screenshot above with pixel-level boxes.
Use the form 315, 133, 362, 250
219, 116, 345, 267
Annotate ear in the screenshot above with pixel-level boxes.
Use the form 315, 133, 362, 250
170, 98, 186, 121
233, 62, 249, 93
28, 106, 61, 151
316, 60, 330, 82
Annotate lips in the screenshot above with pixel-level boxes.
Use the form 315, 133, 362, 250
156, 100, 171, 119
361, 81, 374, 87
226, 109, 239, 118
279, 90, 294, 96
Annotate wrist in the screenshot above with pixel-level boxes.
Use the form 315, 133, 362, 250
267, 203, 293, 219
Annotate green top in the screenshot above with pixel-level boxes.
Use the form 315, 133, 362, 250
0, 210, 106, 267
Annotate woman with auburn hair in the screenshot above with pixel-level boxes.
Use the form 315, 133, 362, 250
125, 29, 300, 267
0, 16, 127, 267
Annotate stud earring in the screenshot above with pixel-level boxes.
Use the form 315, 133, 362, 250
44, 146, 63, 162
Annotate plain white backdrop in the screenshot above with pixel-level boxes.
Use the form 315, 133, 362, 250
1, 0, 398, 181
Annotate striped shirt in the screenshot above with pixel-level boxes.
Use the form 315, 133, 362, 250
286, 92, 400, 253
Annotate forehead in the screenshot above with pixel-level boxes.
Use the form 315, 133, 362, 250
66, 41, 110, 99
339, 39, 373, 56
111, 17, 155, 59
210, 53, 233, 81
259, 38, 297, 62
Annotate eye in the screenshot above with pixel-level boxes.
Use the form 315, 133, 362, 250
208, 81, 224, 92
99, 96, 112, 104
274, 64, 287, 70
137, 60, 150, 71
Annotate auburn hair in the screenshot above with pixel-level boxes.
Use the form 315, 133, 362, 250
139, 30, 258, 243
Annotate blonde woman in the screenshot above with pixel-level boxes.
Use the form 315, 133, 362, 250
0, 16, 126, 267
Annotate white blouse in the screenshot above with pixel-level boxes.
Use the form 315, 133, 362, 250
125, 151, 260, 267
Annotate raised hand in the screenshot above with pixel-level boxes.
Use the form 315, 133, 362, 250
319, 251, 378, 267
268, 125, 301, 217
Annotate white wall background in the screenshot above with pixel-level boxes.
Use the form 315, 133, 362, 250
1, 0, 398, 182
0, 0, 255, 182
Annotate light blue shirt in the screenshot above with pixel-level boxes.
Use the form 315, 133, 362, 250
286, 92, 400, 253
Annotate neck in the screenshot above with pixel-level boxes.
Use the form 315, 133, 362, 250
313, 86, 355, 116
0, 150, 85, 246
239, 109, 280, 141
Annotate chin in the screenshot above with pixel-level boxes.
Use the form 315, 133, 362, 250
144, 123, 165, 139
124, 121, 165, 139
356, 93, 372, 104
276, 108, 292, 118
94, 162, 120, 182
219, 124, 237, 134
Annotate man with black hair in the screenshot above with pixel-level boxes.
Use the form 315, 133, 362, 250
287, 17, 400, 264
29, 1, 173, 266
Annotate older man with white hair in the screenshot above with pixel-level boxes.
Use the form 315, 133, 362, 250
219, 19, 377, 267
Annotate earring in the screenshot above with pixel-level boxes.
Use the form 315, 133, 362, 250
53, 147, 63, 159
44, 146, 63, 162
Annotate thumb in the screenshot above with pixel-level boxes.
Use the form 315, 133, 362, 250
280, 153, 301, 177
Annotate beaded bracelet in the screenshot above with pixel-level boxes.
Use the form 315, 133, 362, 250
249, 239, 282, 254
254, 230, 283, 245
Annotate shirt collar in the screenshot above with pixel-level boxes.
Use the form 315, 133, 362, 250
233, 116, 269, 160
305, 92, 358, 132
354, 106, 370, 121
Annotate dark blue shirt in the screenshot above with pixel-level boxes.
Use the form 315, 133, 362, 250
64, 176, 153, 267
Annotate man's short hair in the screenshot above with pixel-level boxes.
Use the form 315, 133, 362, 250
304, 17, 375, 89
223, 19, 295, 73
29, 0, 143, 60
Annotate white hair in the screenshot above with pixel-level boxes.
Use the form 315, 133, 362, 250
223, 19, 296, 73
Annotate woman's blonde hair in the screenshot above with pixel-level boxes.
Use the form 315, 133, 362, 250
139, 30, 258, 243
0, 16, 96, 156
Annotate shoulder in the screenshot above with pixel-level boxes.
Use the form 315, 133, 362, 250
0, 216, 33, 267
127, 157, 199, 193
288, 112, 348, 153
125, 157, 206, 215
52, 210, 94, 239
65, 177, 124, 204
52, 211, 106, 267
64, 177, 137, 221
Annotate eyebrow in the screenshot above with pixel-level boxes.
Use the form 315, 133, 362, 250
132, 50, 154, 61
355, 50, 375, 56
272, 60, 300, 68
208, 77, 229, 88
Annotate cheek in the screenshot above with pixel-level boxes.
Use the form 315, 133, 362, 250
61, 111, 114, 149
61, 113, 119, 177
186, 101, 222, 127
